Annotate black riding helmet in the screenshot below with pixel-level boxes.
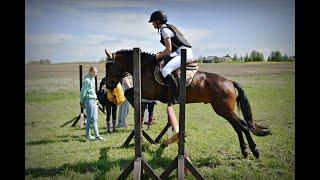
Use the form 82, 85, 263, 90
148, 10, 167, 23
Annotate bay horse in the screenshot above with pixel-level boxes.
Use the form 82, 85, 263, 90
104, 49, 270, 159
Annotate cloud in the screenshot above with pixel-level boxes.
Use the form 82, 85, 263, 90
58, 0, 155, 9
76, 0, 155, 8
26, 33, 76, 45
25, 31, 160, 63
25, 0, 294, 62
26, 0, 155, 11
183, 28, 213, 44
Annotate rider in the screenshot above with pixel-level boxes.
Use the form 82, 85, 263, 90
149, 10, 194, 103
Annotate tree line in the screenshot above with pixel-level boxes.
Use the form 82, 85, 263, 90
232, 50, 294, 62
27, 59, 51, 64
234, 50, 294, 62
199, 50, 294, 62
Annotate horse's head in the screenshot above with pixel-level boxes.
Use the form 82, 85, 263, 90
104, 61, 129, 90
105, 48, 156, 75
104, 48, 157, 90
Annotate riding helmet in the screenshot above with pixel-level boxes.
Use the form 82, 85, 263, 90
148, 10, 167, 23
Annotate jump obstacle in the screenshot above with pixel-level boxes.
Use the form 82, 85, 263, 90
118, 48, 204, 179
118, 48, 160, 179
159, 49, 204, 179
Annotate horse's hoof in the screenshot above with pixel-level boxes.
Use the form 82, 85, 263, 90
242, 151, 248, 158
252, 149, 260, 159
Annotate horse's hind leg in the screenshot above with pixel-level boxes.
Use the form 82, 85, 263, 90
211, 103, 248, 158
226, 113, 259, 158
226, 114, 249, 158
239, 122, 259, 158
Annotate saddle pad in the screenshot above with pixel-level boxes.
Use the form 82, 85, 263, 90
154, 63, 199, 87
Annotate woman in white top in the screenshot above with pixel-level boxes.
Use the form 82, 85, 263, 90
149, 10, 194, 103
117, 75, 133, 128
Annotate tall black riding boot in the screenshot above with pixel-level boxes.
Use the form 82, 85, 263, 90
164, 74, 179, 103
112, 119, 117, 132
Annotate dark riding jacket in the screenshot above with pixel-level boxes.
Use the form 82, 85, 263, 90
160, 24, 192, 52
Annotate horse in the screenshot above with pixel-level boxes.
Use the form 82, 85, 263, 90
104, 49, 271, 159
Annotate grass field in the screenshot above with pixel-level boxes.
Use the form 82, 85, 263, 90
25, 62, 295, 179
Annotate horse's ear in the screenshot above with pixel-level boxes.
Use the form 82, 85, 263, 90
105, 49, 114, 60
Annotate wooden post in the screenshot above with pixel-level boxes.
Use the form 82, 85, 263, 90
122, 51, 156, 146
133, 48, 142, 179
178, 49, 187, 178
71, 65, 86, 127
95, 76, 98, 93
118, 48, 160, 180
160, 49, 205, 179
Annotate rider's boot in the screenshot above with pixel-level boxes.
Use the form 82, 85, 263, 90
164, 73, 179, 104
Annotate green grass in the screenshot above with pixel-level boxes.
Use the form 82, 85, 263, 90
25, 63, 295, 179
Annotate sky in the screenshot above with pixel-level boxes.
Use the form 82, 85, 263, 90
25, 0, 295, 63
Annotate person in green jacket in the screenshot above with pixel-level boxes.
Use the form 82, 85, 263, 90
80, 66, 104, 141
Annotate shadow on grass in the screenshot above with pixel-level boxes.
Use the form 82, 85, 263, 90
60, 116, 78, 128
114, 141, 180, 179
25, 147, 131, 179
26, 128, 199, 179
25, 145, 178, 179
27, 127, 136, 146
26, 135, 87, 145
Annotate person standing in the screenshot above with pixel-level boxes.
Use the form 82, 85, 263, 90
80, 66, 104, 141
117, 75, 133, 128
99, 77, 117, 133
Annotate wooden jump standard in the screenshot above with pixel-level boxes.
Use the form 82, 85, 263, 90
118, 48, 160, 179
71, 65, 87, 127
160, 49, 205, 179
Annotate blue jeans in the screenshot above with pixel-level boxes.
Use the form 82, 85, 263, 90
117, 99, 130, 127
84, 98, 100, 137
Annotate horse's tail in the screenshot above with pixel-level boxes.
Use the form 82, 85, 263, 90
233, 81, 271, 136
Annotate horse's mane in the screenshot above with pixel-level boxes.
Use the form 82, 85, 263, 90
115, 49, 155, 59
115, 49, 156, 67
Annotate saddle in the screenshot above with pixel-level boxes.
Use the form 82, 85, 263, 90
154, 56, 199, 87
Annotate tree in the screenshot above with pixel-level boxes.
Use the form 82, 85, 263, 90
269, 51, 282, 61
40, 59, 51, 64
275, 51, 282, 61
257, 52, 264, 61
282, 54, 289, 61
197, 56, 205, 63
249, 50, 264, 61
28, 60, 38, 64
233, 54, 238, 61
244, 53, 250, 62
250, 50, 257, 61
27, 59, 51, 64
